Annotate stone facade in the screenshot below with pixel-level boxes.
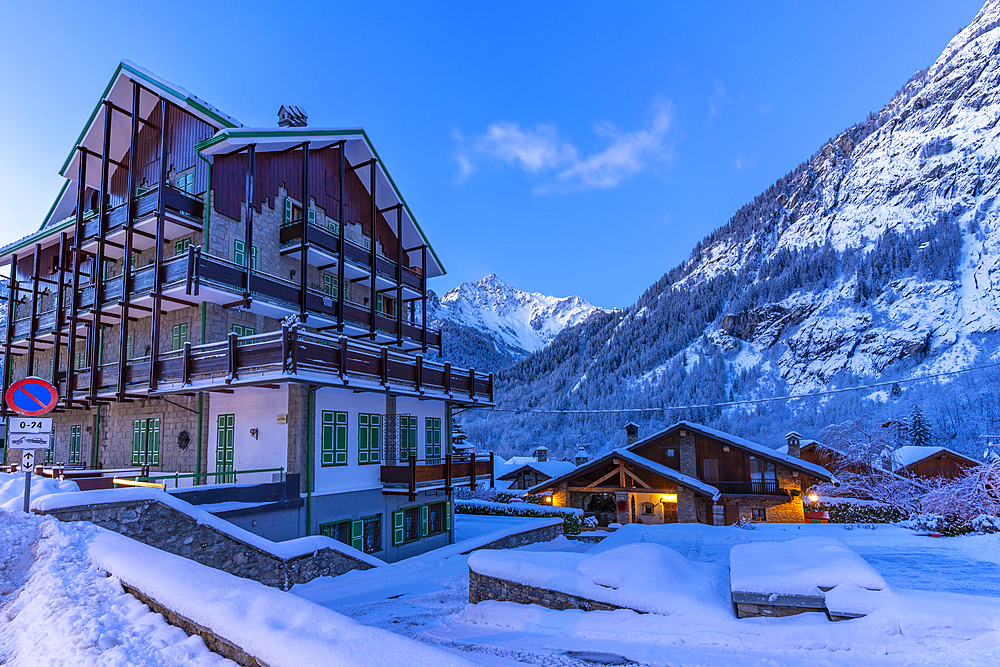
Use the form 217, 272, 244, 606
469, 570, 626, 612
37, 497, 374, 590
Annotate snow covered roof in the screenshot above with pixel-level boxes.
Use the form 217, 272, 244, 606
496, 460, 577, 481
631, 421, 835, 482
525, 448, 721, 501
505, 456, 537, 466
891, 446, 979, 471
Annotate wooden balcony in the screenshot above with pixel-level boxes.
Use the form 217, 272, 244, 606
381, 453, 495, 500
60, 327, 493, 405
81, 186, 204, 252
8, 248, 441, 352
715, 481, 788, 497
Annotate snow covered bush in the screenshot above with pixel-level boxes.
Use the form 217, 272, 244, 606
455, 499, 584, 534
921, 458, 1000, 523
583, 516, 599, 528
805, 501, 909, 525
735, 516, 756, 530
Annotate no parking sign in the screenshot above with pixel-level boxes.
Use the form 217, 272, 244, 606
5, 376, 58, 513
5, 377, 59, 417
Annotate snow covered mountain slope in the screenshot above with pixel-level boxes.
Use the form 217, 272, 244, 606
430, 274, 603, 371
467, 0, 1000, 458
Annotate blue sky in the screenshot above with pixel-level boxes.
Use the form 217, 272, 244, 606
0, 1, 985, 308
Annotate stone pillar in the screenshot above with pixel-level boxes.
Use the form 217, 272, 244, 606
625, 422, 639, 446
679, 429, 697, 477
552, 482, 568, 507
677, 488, 699, 523
772, 465, 805, 523
615, 491, 630, 524
286, 383, 310, 493
385, 395, 397, 463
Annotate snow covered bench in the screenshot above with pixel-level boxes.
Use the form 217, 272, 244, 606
730, 537, 888, 620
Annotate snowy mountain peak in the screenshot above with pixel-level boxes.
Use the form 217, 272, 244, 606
434, 275, 603, 354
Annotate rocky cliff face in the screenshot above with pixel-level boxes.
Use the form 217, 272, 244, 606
468, 1, 1000, 458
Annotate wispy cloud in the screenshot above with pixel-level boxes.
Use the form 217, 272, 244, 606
454, 100, 673, 194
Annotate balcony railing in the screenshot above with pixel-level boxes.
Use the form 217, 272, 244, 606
81, 186, 203, 240
7, 249, 441, 352
380, 453, 494, 500
715, 480, 787, 496
58, 327, 492, 404
279, 221, 424, 291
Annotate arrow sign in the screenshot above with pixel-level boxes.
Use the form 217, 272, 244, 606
5, 377, 59, 417
21, 450, 35, 472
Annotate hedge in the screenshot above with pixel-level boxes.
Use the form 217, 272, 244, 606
805, 501, 910, 525
455, 499, 584, 535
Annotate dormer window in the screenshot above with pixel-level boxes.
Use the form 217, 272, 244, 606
173, 171, 195, 194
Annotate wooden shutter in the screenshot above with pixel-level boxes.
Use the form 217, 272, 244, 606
370, 415, 381, 464
358, 414, 370, 464
351, 519, 364, 551
284, 198, 293, 224
148, 418, 160, 465
335, 412, 348, 465
392, 510, 404, 546
421, 505, 428, 537
307, 209, 316, 226
321, 412, 334, 466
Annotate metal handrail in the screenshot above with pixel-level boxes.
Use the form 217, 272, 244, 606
138, 466, 285, 488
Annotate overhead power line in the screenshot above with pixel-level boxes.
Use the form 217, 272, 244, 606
487, 359, 1000, 416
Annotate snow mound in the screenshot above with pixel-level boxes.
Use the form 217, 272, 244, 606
0, 471, 79, 512
469, 542, 730, 617
730, 536, 887, 597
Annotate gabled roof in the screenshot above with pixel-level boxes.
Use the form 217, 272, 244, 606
496, 460, 576, 481
892, 446, 980, 471
526, 448, 721, 501
196, 126, 445, 277
630, 421, 835, 483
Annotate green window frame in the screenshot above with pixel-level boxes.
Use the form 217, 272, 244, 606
376, 293, 384, 314
307, 208, 317, 226
319, 520, 351, 545
401, 506, 420, 544
327, 218, 340, 236
363, 514, 381, 554
74, 352, 86, 370
69, 425, 82, 465
216, 413, 235, 483
322, 274, 338, 298
427, 501, 445, 536
131, 418, 161, 465
175, 238, 191, 256
171, 323, 188, 352
174, 171, 195, 194
425, 417, 442, 463
399, 416, 418, 462
358, 413, 381, 464
321, 411, 348, 466
363, 237, 372, 251
232, 324, 256, 347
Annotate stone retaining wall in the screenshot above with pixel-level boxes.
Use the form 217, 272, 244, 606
460, 521, 564, 555
39, 498, 373, 590
122, 583, 267, 667
469, 569, 627, 612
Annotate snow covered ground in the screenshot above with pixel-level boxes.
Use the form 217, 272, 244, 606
296, 518, 1000, 666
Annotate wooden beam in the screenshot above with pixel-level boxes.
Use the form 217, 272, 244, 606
623, 468, 652, 489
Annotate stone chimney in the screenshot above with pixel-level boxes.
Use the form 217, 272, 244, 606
625, 422, 639, 446
785, 431, 802, 458
533, 446, 548, 462
278, 104, 308, 128
575, 447, 589, 466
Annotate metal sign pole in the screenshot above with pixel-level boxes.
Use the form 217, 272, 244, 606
20, 449, 35, 513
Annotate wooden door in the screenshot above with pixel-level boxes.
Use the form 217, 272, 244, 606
703, 459, 719, 483
724, 505, 739, 526
216, 414, 235, 483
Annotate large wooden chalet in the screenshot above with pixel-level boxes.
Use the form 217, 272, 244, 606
529, 422, 835, 525
0, 62, 494, 562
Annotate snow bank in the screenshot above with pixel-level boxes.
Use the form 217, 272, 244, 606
730, 536, 887, 596
0, 471, 79, 511
468, 542, 730, 617
89, 529, 473, 667
32, 487, 383, 567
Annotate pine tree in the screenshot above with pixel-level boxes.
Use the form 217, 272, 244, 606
891, 383, 901, 399
909, 404, 932, 448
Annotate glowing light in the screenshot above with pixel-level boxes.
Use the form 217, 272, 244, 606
660, 494, 678, 503
807, 493, 820, 503
544, 496, 552, 504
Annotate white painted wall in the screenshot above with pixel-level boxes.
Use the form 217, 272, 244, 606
208, 385, 289, 485
312, 388, 447, 494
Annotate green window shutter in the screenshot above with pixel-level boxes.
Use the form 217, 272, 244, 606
358, 414, 370, 464
251, 246, 258, 271
421, 505, 428, 537
234, 239, 245, 267
307, 209, 316, 226
392, 510, 404, 546
351, 519, 363, 551
335, 412, 348, 465
148, 418, 160, 465
284, 198, 293, 224
376, 293, 383, 313
321, 411, 334, 466
370, 415, 381, 464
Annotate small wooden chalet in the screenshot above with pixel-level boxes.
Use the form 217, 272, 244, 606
496, 459, 576, 492
792, 440, 979, 484
529, 421, 835, 526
